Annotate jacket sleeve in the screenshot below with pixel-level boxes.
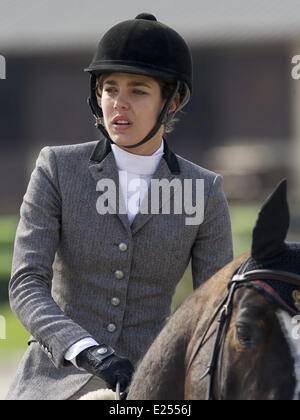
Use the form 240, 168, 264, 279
9, 147, 92, 369
191, 174, 233, 289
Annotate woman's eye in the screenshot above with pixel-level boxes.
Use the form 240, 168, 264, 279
133, 89, 147, 95
236, 325, 252, 344
104, 87, 117, 94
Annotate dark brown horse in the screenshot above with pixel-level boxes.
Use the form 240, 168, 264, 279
127, 180, 300, 400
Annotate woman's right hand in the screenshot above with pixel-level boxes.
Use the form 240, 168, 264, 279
76, 344, 134, 392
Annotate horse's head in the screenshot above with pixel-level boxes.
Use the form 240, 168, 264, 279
204, 180, 300, 400
220, 279, 300, 400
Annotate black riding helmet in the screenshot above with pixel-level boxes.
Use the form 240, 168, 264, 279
84, 13, 193, 149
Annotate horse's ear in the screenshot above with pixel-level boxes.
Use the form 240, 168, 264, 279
251, 179, 289, 260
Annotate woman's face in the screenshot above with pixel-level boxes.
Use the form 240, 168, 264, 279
99, 72, 169, 155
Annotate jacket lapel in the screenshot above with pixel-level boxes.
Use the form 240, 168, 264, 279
88, 136, 181, 235
130, 140, 182, 235
88, 138, 131, 234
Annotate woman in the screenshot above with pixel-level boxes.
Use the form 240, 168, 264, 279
6, 13, 233, 400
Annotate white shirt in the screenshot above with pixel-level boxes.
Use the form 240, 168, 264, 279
65, 139, 164, 367
112, 139, 164, 224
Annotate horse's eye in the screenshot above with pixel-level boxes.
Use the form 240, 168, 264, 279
236, 325, 252, 345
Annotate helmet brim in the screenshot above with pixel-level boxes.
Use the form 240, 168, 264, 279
84, 62, 191, 93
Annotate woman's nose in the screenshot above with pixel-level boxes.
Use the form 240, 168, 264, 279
113, 93, 130, 110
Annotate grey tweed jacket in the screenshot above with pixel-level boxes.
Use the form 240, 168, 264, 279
6, 137, 233, 400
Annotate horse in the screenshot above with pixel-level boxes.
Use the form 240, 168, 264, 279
127, 179, 300, 400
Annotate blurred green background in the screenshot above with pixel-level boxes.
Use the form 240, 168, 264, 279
0, 203, 259, 362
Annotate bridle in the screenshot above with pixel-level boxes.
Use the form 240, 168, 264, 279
186, 258, 300, 400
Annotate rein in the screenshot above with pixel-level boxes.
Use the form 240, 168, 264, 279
116, 382, 121, 400
186, 260, 300, 400
116, 381, 128, 400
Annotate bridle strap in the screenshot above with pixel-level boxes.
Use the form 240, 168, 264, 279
185, 260, 250, 389
186, 294, 228, 375
203, 296, 232, 400
186, 280, 242, 400
232, 269, 300, 287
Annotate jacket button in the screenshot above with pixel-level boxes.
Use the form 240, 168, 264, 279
119, 242, 128, 252
107, 323, 116, 333
114, 270, 124, 279
111, 297, 120, 306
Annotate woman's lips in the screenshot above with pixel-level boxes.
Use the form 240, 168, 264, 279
111, 116, 133, 131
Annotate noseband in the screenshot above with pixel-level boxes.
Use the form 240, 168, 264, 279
186, 258, 300, 400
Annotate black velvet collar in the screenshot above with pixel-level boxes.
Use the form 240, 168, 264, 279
89, 136, 181, 175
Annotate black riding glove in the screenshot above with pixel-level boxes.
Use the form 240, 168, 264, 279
76, 344, 134, 392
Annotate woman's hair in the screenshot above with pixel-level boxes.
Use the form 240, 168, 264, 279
95, 74, 182, 134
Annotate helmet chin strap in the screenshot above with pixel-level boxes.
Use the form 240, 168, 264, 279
88, 76, 181, 150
